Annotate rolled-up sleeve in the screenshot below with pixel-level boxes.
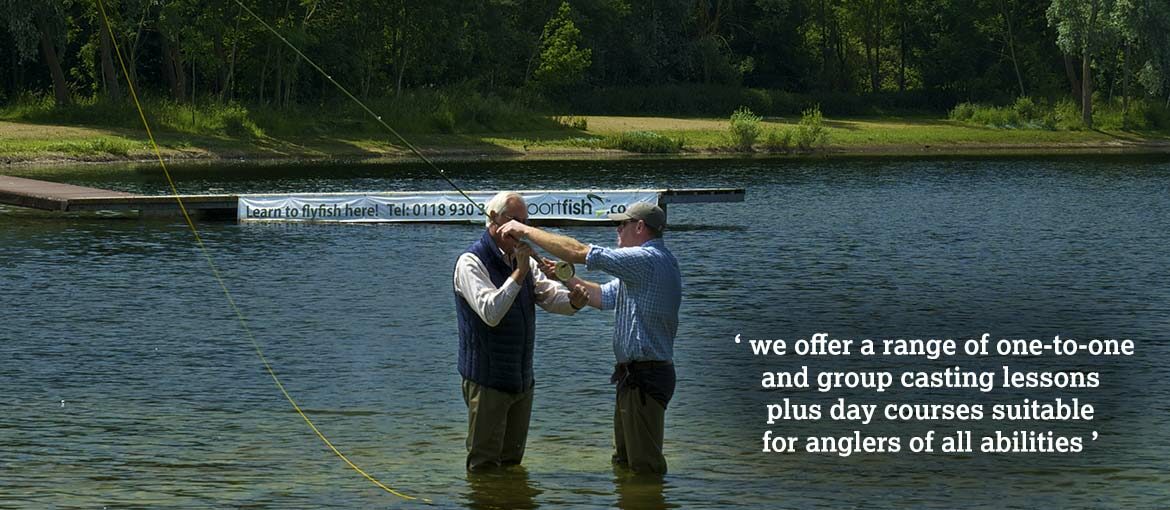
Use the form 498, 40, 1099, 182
586, 244, 650, 284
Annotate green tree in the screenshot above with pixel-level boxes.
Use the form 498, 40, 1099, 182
808, 0, 856, 92
1140, 0, 1170, 106
1048, 0, 1118, 128
742, 0, 812, 89
1124, 0, 1170, 108
533, 2, 593, 94
851, 0, 887, 92
3, 0, 72, 104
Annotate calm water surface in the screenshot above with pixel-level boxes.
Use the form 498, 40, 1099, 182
2, 157, 1168, 508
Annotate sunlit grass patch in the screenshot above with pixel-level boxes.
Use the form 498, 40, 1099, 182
0, 136, 140, 158
600, 131, 684, 153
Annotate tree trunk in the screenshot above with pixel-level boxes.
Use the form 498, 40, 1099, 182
862, 0, 883, 93
1081, 48, 1092, 128
834, 19, 849, 91
275, 0, 289, 108
1082, 0, 1099, 129
213, 38, 225, 99
223, 4, 242, 102
1063, 54, 1081, 102
100, 22, 121, 98
874, 0, 883, 93
38, 23, 70, 105
286, 59, 300, 108
1076, 0, 1095, 129
396, 52, 407, 98
524, 1, 558, 84
127, 6, 150, 92
162, 37, 186, 101
820, 0, 832, 88
259, 43, 271, 104
362, 59, 371, 99
274, 45, 283, 107
1122, 40, 1130, 129
1000, 0, 1024, 97
897, 0, 905, 92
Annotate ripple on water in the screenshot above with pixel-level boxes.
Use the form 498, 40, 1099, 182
1, 157, 1169, 507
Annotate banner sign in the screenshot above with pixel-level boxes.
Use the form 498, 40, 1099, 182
237, 190, 661, 223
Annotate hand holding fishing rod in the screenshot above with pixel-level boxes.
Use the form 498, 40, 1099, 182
499, 218, 593, 311
523, 244, 576, 281
510, 241, 587, 310
495, 211, 575, 281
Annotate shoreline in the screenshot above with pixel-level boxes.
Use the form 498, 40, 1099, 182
3, 116, 1169, 171
5, 142, 1170, 170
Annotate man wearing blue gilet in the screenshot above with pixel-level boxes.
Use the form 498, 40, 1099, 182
453, 191, 588, 471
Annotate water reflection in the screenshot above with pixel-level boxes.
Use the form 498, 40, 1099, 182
466, 466, 541, 510
613, 468, 675, 510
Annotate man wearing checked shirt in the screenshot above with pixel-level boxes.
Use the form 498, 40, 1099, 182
499, 202, 682, 475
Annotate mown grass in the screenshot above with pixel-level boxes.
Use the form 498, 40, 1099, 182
0, 136, 140, 158
568, 83, 955, 116
1, 89, 1167, 162
478, 116, 1152, 157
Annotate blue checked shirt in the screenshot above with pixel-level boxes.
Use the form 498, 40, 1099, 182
586, 239, 682, 363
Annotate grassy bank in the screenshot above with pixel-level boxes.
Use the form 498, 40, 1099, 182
1, 93, 1168, 165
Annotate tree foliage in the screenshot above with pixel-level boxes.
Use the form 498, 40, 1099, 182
533, 2, 592, 96
1, 0, 1169, 117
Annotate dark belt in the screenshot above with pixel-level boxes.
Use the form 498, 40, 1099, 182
611, 360, 676, 408
627, 360, 673, 368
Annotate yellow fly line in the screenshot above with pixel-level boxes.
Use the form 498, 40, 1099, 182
95, 0, 425, 502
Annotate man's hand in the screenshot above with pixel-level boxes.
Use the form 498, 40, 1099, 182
569, 283, 589, 310
513, 242, 533, 275
498, 220, 532, 242
537, 258, 558, 280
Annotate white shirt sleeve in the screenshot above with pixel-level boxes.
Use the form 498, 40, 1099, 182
453, 252, 521, 327
532, 262, 579, 315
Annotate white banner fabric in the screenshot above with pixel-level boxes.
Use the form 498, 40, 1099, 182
237, 190, 661, 223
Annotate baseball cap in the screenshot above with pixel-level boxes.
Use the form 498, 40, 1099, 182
608, 202, 667, 231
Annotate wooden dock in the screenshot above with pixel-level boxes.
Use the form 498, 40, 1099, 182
0, 175, 238, 218
0, 175, 137, 211
0, 175, 743, 221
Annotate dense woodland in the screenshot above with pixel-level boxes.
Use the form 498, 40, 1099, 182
3, 0, 1170, 124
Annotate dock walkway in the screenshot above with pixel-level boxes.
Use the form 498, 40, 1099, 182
0, 176, 743, 222
0, 175, 239, 217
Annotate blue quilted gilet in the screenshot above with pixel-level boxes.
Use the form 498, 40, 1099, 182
455, 231, 536, 393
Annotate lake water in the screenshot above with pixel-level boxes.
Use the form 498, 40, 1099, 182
2, 156, 1168, 508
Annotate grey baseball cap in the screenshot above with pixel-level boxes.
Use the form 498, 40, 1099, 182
608, 202, 667, 231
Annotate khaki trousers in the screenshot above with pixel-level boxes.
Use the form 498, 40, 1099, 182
613, 385, 667, 475
462, 379, 533, 471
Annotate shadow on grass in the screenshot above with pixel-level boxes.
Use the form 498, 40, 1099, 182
1093, 128, 1170, 144
822, 117, 959, 131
